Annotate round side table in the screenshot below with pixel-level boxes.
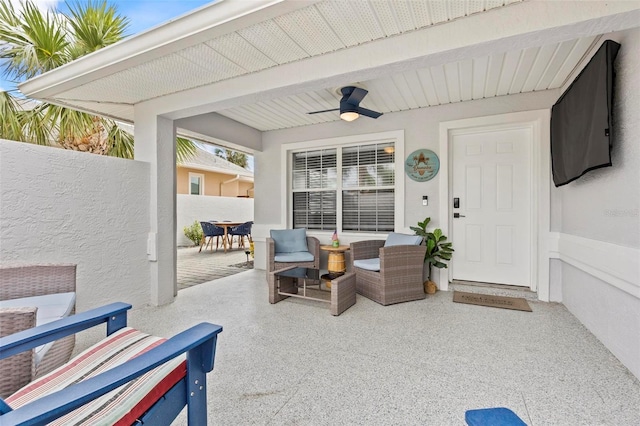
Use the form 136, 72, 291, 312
320, 245, 350, 288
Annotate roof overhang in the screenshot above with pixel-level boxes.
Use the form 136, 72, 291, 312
18, 0, 640, 139
19, 0, 320, 101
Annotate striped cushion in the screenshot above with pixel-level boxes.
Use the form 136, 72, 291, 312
6, 327, 186, 425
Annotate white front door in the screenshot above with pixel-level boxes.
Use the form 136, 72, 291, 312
451, 126, 531, 286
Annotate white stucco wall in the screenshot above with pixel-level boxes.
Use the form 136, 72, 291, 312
0, 140, 151, 312
551, 29, 640, 380
554, 30, 640, 249
561, 262, 640, 380
176, 194, 254, 246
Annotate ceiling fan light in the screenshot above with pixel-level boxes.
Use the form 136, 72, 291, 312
340, 111, 359, 121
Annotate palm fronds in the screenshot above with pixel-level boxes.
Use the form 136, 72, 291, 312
176, 137, 196, 163
0, 0, 195, 161
0, 90, 25, 140
64, 0, 129, 56
0, 0, 69, 79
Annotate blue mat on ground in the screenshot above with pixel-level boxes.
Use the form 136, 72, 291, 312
465, 407, 527, 425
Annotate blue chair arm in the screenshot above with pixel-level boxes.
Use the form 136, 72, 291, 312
1, 322, 223, 425
0, 302, 131, 360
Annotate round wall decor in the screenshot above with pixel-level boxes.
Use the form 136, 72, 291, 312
405, 149, 440, 182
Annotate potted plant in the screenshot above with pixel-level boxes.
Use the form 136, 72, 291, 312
410, 217, 454, 294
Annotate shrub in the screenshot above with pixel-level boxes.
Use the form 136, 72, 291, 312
184, 220, 204, 246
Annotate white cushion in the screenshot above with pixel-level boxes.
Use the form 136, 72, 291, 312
271, 228, 309, 253
384, 232, 422, 247
353, 258, 381, 272
0, 292, 76, 365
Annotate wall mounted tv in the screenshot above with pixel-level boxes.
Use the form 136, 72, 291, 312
550, 40, 620, 187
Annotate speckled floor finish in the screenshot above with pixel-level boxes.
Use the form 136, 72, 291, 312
76, 270, 640, 425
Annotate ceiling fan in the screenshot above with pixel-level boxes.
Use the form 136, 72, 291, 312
307, 86, 383, 122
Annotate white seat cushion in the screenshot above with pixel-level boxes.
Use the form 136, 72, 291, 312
353, 258, 381, 272
0, 292, 76, 365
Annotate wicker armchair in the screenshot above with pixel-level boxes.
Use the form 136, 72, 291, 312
349, 239, 426, 306
266, 231, 320, 277
0, 264, 77, 398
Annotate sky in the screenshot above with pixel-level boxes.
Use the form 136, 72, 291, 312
0, 0, 213, 92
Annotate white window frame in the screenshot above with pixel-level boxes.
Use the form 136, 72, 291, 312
189, 172, 205, 195
281, 130, 405, 239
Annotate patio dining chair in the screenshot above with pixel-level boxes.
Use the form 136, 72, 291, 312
200, 221, 225, 252
0, 302, 223, 425
229, 221, 253, 249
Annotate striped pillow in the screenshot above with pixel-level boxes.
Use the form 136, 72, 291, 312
6, 327, 186, 425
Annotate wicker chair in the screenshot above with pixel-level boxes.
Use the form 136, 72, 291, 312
349, 237, 426, 306
266, 229, 320, 277
0, 264, 77, 398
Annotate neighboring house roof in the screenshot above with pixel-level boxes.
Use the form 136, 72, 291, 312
180, 144, 253, 180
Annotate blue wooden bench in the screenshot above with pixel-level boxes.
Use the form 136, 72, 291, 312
0, 302, 222, 425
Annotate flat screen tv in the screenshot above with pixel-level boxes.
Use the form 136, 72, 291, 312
550, 40, 620, 187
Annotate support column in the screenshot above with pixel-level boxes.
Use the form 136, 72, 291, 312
134, 107, 177, 306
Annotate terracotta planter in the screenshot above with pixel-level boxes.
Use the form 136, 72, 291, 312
424, 280, 437, 294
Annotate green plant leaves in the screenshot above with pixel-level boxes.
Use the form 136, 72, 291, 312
183, 220, 203, 246
413, 216, 455, 279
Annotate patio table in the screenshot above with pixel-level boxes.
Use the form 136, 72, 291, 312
268, 267, 356, 316
213, 222, 243, 253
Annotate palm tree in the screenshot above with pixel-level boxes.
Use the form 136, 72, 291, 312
0, 90, 25, 140
0, 0, 195, 160
215, 148, 249, 168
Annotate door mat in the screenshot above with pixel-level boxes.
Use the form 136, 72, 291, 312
453, 291, 532, 312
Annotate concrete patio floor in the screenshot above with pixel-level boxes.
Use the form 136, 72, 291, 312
76, 269, 640, 425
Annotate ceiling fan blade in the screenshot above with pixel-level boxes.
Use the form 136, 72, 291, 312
346, 87, 368, 105
307, 108, 340, 115
358, 107, 383, 119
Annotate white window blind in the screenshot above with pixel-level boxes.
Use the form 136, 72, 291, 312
291, 142, 394, 232
342, 144, 394, 232
292, 149, 337, 230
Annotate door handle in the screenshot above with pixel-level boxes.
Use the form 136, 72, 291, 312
453, 213, 466, 218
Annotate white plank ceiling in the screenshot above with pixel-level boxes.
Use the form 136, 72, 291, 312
50, 0, 601, 131
217, 36, 597, 131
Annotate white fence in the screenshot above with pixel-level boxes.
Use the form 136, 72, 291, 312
0, 140, 151, 311
177, 194, 254, 246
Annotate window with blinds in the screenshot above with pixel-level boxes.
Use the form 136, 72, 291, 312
342, 144, 394, 232
292, 143, 394, 232
292, 149, 337, 230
